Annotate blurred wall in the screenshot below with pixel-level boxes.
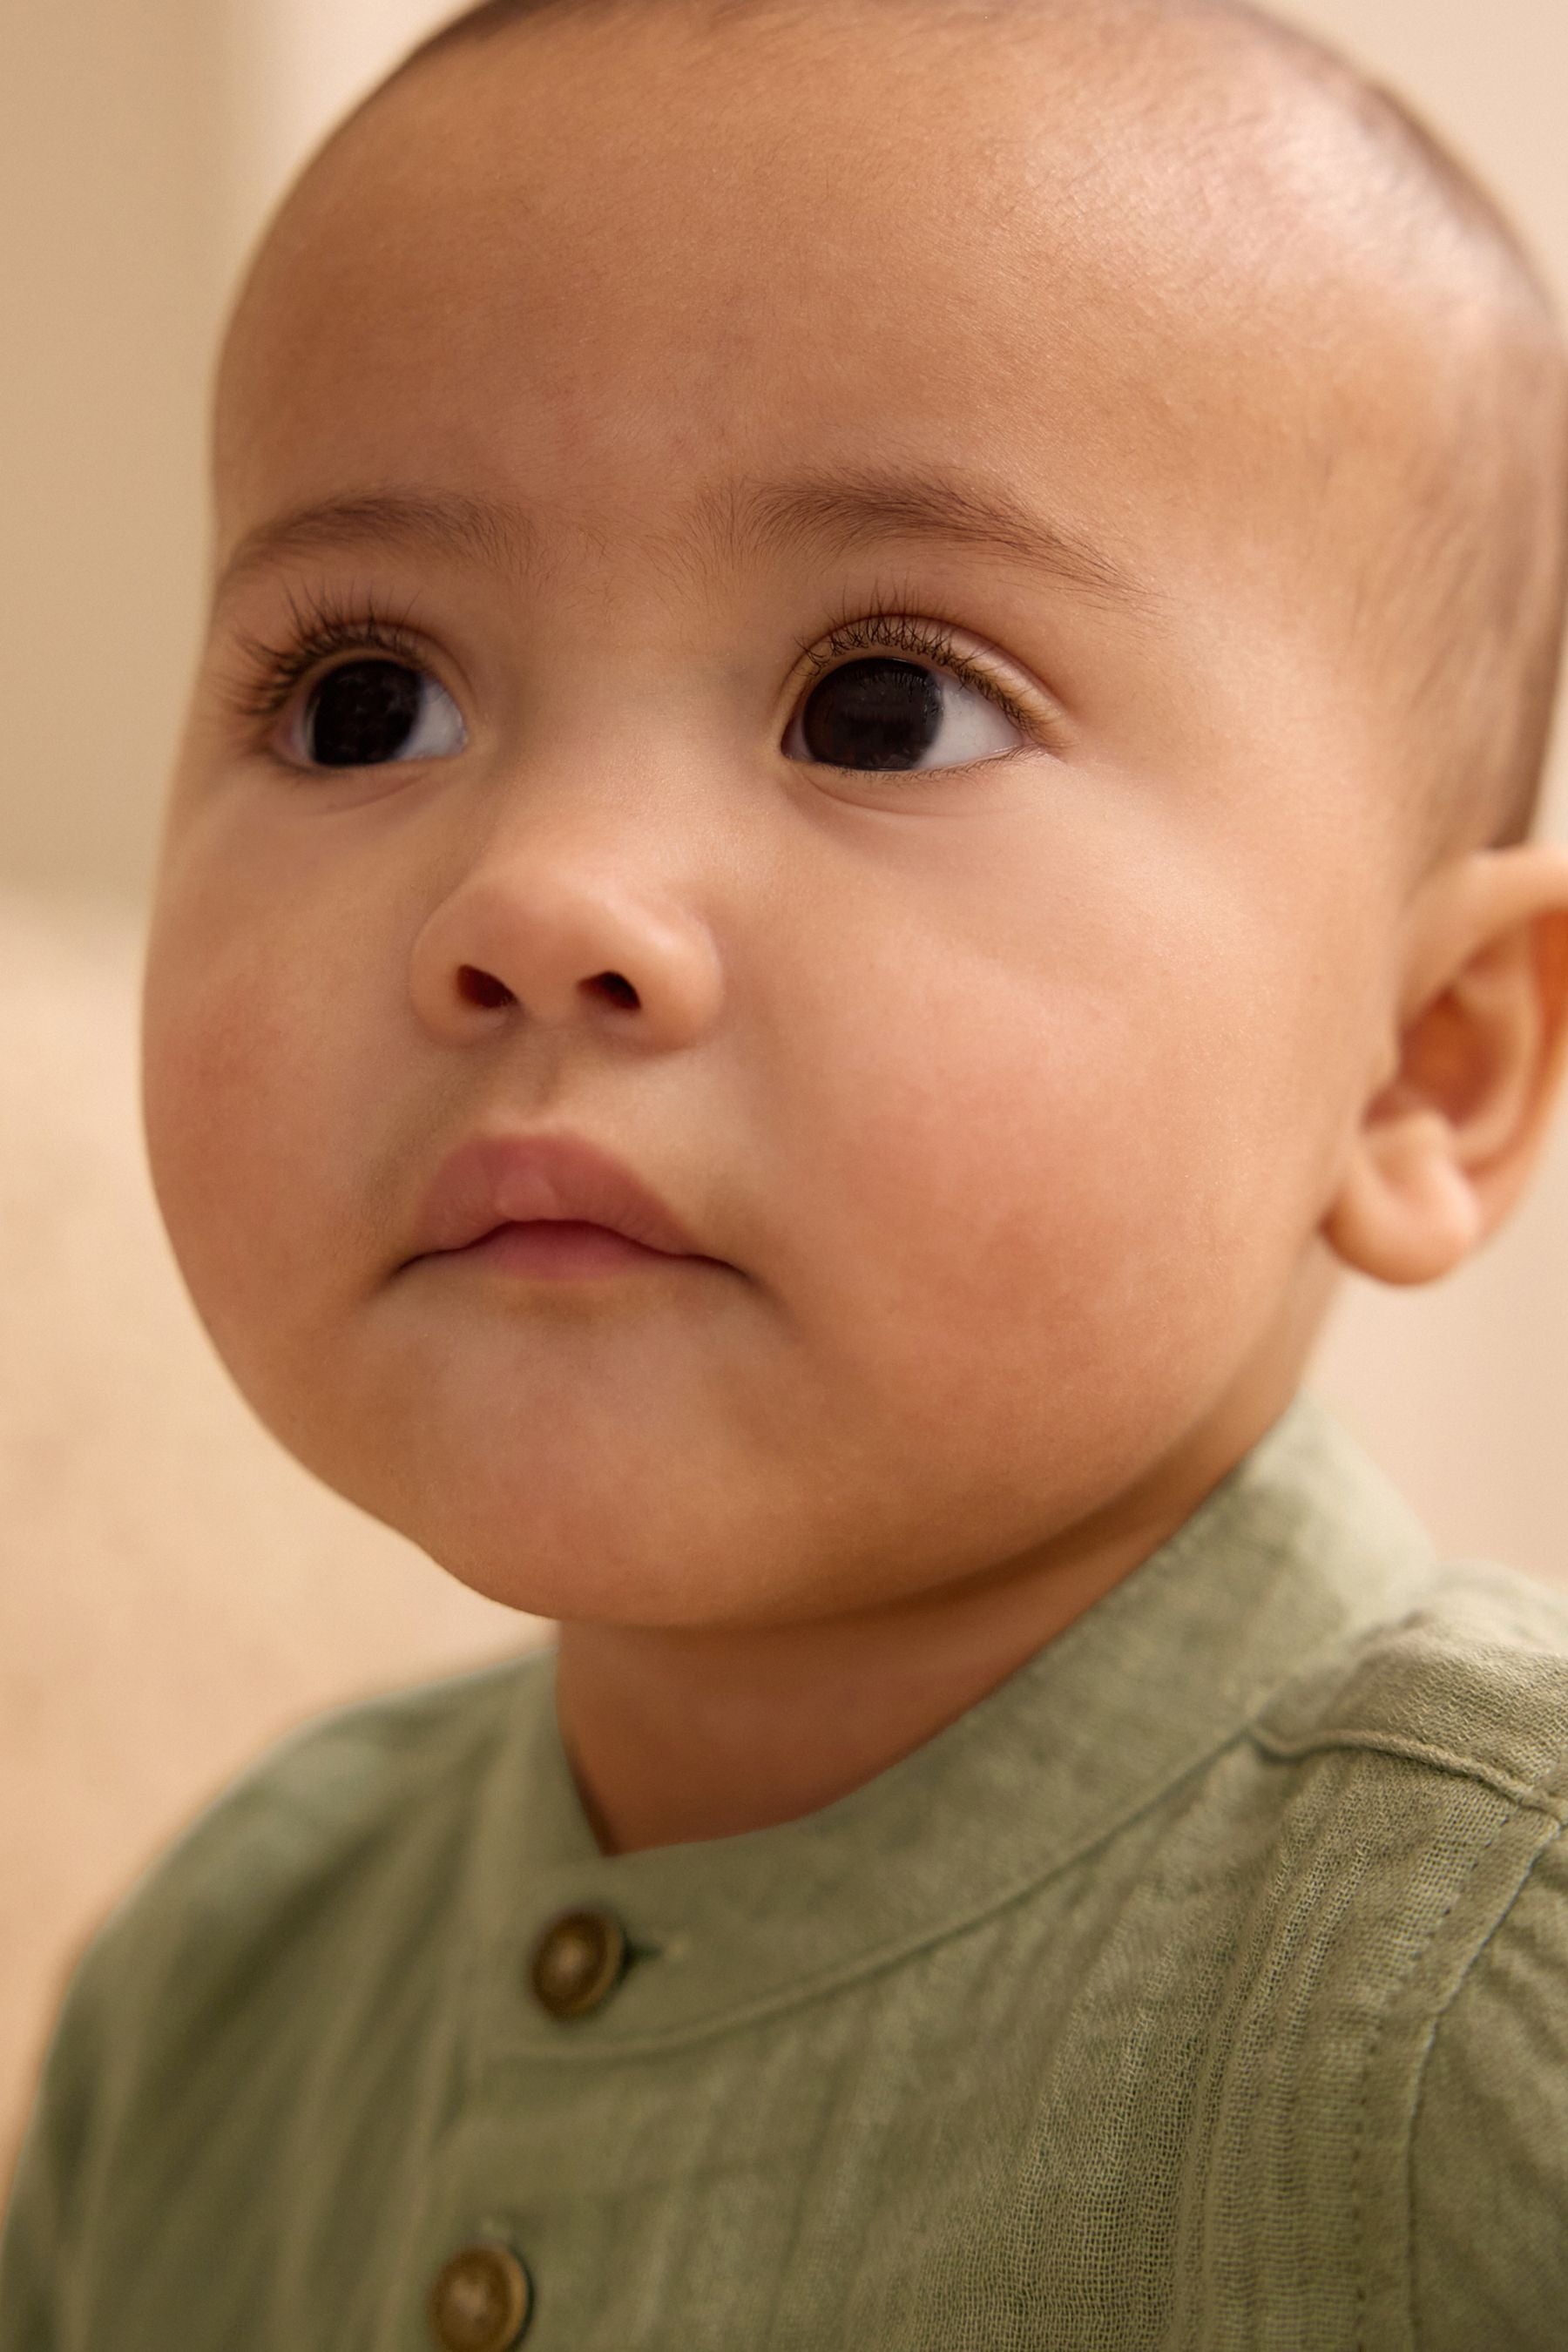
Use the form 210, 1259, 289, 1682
3, 0, 1566, 2169
0, 0, 223, 913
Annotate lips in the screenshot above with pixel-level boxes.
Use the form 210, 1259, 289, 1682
408, 1130, 707, 1262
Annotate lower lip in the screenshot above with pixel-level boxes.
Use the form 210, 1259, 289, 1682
447, 1220, 685, 1277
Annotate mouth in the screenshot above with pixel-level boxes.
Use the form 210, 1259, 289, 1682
443, 1219, 693, 1280
405, 1128, 720, 1276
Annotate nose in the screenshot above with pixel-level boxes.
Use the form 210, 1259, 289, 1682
407, 823, 726, 1055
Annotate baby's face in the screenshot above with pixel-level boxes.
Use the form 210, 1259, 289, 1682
144, 3, 1426, 1626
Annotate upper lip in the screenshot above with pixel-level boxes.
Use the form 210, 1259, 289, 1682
408, 1130, 709, 1261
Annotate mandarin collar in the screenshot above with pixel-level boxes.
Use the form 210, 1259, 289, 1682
468, 1393, 1436, 2057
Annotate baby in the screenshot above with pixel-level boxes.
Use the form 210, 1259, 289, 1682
6, 0, 1568, 2342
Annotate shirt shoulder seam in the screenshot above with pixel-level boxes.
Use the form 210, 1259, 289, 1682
1247, 1720, 1568, 1823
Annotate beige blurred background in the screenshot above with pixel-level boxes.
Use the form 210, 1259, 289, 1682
3, 0, 1566, 2169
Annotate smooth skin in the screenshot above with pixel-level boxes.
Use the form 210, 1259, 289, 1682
141, 0, 1568, 1853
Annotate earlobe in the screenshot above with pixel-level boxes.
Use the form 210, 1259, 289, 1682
1324, 1109, 1484, 1286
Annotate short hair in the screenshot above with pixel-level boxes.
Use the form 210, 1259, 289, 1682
370, 0, 1568, 858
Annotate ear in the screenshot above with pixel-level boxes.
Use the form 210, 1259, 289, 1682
1323, 841, 1568, 1287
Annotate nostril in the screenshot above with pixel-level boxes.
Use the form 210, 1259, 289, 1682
458, 965, 514, 1009
591, 971, 639, 1009
455, 968, 639, 1010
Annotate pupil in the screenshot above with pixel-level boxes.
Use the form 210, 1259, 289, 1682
800, 657, 942, 770
307, 659, 422, 767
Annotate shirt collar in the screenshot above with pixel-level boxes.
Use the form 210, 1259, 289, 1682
470, 1392, 1436, 2054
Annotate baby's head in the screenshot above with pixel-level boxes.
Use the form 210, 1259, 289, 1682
142, 0, 1568, 1630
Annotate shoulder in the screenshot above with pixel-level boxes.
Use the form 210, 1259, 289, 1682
1245, 1556, 1568, 2011
1251, 1554, 1568, 1808
123, 1645, 538, 1914
0, 1651, 548, 2335
41, 1647, 546, 2094
1251, 1560, 1568, 2349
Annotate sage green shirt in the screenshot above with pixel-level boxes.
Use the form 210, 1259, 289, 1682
5, 1394, 1568, 2349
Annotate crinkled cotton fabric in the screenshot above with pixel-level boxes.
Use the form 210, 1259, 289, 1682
3, 1391, 1567, 2349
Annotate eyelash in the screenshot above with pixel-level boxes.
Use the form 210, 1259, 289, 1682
793, 601, 1039, 744
221, 585, 430, 728
219, 585, 1044, 754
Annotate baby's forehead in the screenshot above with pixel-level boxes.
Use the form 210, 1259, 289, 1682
363, 0, 1473, 267
228, 0, 1451, 507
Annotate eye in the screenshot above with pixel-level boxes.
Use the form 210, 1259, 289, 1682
782, 650, 1025, 774
283, 657, 467, 770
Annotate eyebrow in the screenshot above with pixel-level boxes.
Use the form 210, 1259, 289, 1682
212, 467, 1151, 614
707, 467, 1151, 611
213, 489, 537, 607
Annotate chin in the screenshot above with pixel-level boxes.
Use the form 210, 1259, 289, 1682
422, 1546, 774, 1632
334, 1466, 745, 1628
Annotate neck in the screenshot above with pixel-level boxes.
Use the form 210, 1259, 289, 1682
554, 1366, 1314, 1855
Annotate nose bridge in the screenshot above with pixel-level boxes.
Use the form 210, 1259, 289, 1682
456, 710, 722, 899
466, 630, 779, 895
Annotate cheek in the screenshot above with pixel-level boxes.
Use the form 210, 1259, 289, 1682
814, 1000, 1239, 1312
140, 875, 362, 1375
771, 906, 1328, 1498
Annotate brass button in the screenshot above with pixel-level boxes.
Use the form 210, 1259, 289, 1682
529, 1904, 629, 2019
428, 2240, 531, 2351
